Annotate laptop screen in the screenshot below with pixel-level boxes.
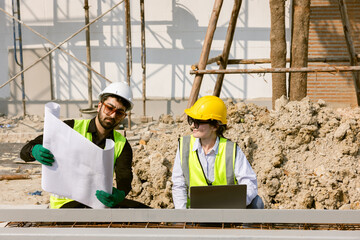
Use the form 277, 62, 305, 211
190, 185, 247, 209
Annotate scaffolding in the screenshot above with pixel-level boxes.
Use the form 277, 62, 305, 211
1, 0, 359, 116
187, 0, 360, 107
0, 0, 136, 120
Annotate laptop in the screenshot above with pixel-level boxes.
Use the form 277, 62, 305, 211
190, 185, 247, 209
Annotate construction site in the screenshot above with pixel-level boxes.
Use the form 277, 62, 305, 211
1, 0, 360, 239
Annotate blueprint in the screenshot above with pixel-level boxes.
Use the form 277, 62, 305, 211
42, 102, 114, 209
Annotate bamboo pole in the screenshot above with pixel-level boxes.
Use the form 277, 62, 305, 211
213, 0, 242, 97
187, 0, 223, 108
190, 65, 360, 74
84, 0, 93, 109
337, 0, 360, 106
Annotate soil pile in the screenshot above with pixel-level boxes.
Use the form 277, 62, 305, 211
128, 97, 360, 210
1, 97, 359, 209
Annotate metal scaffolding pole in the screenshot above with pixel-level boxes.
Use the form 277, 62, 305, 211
11, 0, 26, 117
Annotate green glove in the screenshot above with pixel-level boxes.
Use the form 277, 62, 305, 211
31, 144, 55, 166
96, 187, 125, 208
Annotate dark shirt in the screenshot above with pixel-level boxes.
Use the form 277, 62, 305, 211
20, 118, 133, 196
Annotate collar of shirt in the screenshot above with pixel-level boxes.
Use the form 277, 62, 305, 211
88, 117, 115, 147
192, 136, 220, 155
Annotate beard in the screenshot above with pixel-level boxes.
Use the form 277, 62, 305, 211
98, 112, 119, 130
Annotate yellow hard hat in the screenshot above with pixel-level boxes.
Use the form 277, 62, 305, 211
184, 95, 227, 124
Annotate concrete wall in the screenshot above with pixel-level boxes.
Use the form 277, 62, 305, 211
0, 0, 291, 117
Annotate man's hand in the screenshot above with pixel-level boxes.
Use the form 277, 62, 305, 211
31, 144, 55, 166
96, 187, 125, 208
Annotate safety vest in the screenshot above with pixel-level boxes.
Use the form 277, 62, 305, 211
179, 135, 237, 207
50, 119, 127, 209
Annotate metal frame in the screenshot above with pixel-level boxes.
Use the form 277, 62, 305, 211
1, 209, 359, 239
1, 209, 359, 224
1, 228, 360, 240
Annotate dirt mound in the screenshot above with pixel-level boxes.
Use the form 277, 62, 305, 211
1, 97, 360, 209
129, 97, 360, 210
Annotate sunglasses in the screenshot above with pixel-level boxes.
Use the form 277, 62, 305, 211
187, 116, 212, 129
102, 102, 127, 118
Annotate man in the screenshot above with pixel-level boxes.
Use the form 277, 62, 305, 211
172, 95, 264, 209
21, 81, 148, 208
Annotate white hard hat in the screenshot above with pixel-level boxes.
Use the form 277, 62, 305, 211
98, 81, 134, 110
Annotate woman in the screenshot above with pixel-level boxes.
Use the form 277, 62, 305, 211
171, 95, 264, 209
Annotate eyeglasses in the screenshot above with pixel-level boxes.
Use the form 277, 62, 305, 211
102, 102, 127, 118
187, 116, 212, 129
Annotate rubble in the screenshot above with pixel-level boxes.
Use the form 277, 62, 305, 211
1, 97, 360, 209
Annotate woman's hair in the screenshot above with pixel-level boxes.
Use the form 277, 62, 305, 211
209, 120, 227, 138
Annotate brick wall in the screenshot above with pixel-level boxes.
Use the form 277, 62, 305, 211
308, 0, 360, 107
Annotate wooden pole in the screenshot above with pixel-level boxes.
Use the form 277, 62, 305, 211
140, 0, 146, 117
213, 0, 242, 97
125, 0, 132, 85
191, 55, 222, 70
190, 65, 360, 74
337, 0, 360, 106
0, 174, 30, 181
1, 6, 113, 84
270, 0, 287, 109
226, 56, 360, 64
192, 56, 359, 69
84, 0, 93, 109
125, 0, 132, 128
187, 0, 223, 108
289, 0, 311, 101
0, 1, 124, 90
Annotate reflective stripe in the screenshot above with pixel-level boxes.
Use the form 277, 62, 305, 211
225, 140, 236, 185
49, 119, 127, 209
112, 131, 126, 166
180, 136, 191, 187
